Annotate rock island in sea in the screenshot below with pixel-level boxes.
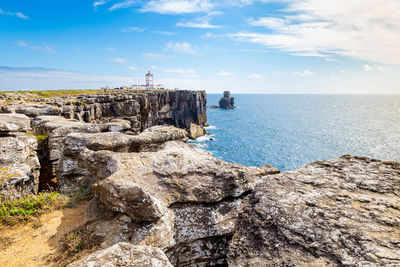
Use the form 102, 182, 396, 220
0, 89, 399, 266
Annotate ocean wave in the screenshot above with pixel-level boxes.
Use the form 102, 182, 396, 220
205, 125, 217, 130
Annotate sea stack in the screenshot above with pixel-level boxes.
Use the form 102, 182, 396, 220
219, 91, 235, 109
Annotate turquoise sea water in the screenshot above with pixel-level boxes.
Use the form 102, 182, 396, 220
190, 94, 400, 171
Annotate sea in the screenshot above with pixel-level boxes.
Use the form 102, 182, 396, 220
189, 94, 400, 171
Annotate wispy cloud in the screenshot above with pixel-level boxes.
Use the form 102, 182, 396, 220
293, 70, 315, 76
93, 0, 109, 9
218, 70, 232, 76
153, 30, 177, 36
109, 0, 137, 11
17, 41, 56, 53
121, 26, 145, 32
230, 0, 400, 64
142, 52, 173, 60
111, 57, 128, 64
364, 65, 373, 72
165, 41, 197, 55
176, 11, 222, 28
364, 64, 387, 72
106, 47, 115, 52
248, 73, 263, 79
0, 9, 29, 19
141, 0, 213, 14
165, 68, 197, 77
127, 66, 138, 70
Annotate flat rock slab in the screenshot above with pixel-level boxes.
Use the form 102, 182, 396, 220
0, 113, 31, 134
228, 155, 400, 266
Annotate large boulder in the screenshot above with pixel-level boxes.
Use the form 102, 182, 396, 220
0, 113, 31, 135
90, 141, 278, 223
57, 134, 278, 266
228, 156, 400, 266
0, 114, 40, 198
68, 242, 173, 267
57, 126, 189, 192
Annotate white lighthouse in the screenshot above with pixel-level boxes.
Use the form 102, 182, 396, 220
145, 71, 154, 89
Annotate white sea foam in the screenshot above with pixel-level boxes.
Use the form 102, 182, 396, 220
196, 135, 215, 142
205, 125, 217, 130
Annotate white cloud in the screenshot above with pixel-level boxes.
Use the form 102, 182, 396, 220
121, 26, 145, 32
364, 65, 372, 71
272, 71, 287, 78
294, 70, 315, 76
93, 0, 108, 9
230, 0, 400, 64
248, 73, 263, 79
176, 11, 222, 28
377, 66, 387, 72
15, 12, 29, 19
165, 68, 197, 77
153, 30, 177, 36
218, 70, 232, 76
0, 9, 29, 19
109, 0, 137, 11
142, 52, 173, 60
141, 0, 213, 14
112, 58, 128, 64
0, 66, 141, 90
165, 41, 197, 55
330, 76, 340, 80
127, 66, 138, 70
17, 41, 56, 54
106, 47, 115, 52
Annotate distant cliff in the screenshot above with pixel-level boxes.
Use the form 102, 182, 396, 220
0, 90, 207, 133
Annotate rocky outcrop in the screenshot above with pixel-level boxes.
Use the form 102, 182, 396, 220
68, 242, 173, 267
57, 126, 189, 192
2, 90, 207, 132
0, 114, 40, 199
58, 130, 279, 266
228, 155, 400, 266
219, 91, 235, 109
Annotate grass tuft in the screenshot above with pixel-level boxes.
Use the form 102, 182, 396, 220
0, 192, 68, 226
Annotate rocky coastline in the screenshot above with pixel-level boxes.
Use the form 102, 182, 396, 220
0, 89, 399, 266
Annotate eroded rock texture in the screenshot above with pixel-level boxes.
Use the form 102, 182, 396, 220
228, 155, 400, 266
2, 90, 207, 132
67, 242, 173, 267
58, 129, 279, 266
0, 114, 40, 199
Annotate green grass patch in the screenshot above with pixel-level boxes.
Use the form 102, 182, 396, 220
0, 192, 68, 226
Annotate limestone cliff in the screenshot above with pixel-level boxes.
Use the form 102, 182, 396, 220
1, 90, 207, 133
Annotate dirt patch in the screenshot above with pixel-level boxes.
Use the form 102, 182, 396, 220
0, 202, 89, 267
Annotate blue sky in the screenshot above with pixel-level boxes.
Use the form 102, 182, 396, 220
0, 0, 399, 93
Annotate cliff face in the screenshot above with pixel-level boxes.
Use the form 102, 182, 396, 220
1, 90, 207, 133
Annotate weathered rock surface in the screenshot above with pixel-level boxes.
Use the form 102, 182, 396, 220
58, 131, 279, 266
219, 91, 235, 109
0, 114, 40, 199
2, 90, 207, 132
0, 113, 31, 136
57, 126, 189, 192
68, 242, 173, 267
228, 155, 400, 266
187, 122, 206, 139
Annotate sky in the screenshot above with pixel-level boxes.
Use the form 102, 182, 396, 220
0, 0, 400, 94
